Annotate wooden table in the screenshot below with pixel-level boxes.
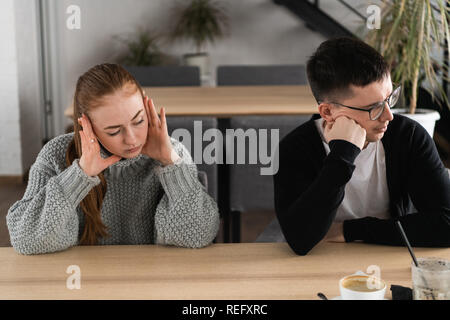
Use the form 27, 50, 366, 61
64, 85, 318, 118
1, 242, 448, 300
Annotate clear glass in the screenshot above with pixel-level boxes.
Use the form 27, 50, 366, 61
411, 257, 450, 300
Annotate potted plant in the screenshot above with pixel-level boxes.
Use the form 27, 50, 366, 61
365, 0, 450, 137
114, 27, 165, 66
170, 0, 229, 83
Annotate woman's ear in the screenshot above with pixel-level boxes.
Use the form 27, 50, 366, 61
318, 103, 335, 122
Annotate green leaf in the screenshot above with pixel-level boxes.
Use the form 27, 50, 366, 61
115, 27, 163, 66
170, 0, 229, 53
366, 0, 450, 112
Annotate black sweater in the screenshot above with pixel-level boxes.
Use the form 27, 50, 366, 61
274, 114, 450, 256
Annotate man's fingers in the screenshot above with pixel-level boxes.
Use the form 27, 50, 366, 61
333, 116, 361, 129
334, 115, 350, 123
323, 121, 333, 143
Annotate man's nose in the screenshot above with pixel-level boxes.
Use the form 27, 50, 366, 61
381, 102, 394, 122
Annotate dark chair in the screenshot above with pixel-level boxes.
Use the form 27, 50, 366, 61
255, 218, 285, 242
124, 66, 200, 87
227, 115, 311, 242
217, 65, 307, 86
166, 116, 219, 203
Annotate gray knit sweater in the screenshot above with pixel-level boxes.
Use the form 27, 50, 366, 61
6, 133, 220, 255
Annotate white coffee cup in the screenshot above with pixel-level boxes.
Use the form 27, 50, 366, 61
339, 272, 386, 300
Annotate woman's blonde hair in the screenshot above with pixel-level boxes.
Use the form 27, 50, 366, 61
65, 63, 144, 245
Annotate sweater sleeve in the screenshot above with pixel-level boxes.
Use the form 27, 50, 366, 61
274, 137, 361, 255
344, 121, 450, 247
153, 139, 220, 248
6, 157, 100, 255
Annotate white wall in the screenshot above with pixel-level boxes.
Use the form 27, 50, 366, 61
0, 0, 45, 176
14, 0, 44, 174
0, 0, 22, 175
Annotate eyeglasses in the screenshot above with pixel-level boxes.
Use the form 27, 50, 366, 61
320, 85, 402, 121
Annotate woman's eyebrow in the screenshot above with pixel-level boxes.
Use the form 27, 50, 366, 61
103, 109, 143, 130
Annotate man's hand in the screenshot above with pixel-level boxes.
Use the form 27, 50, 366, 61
325, 222, 345, 243
323, 116, 366, 150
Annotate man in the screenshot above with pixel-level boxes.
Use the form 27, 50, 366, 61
274, 37, 450, 256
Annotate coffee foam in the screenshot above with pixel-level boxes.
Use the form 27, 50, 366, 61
342, 275, 384, 292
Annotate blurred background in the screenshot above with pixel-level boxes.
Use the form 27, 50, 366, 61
1, 0, 449, 246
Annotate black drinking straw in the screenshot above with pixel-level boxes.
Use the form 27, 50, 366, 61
395, 220, 435, 300
395, 221, 419, 266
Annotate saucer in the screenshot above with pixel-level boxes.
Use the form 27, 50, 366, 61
331, 296, 388, 300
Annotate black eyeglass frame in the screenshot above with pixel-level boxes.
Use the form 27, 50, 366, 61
318, 85, 402, 121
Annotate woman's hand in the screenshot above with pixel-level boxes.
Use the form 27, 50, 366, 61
141, 96, 180, 166
78, 114, 122, 177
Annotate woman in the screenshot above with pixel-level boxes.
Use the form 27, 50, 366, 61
7, 63, 220, 255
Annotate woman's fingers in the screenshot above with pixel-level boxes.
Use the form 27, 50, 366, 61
148, 98, 161, 128
160, 107, 167, 130
79, 129, 86, 148
82, 114, 96, 141
144, 96, 153, 126
79, 129, 90, 156
103, 154, 122, 167
79, 120, 97, 155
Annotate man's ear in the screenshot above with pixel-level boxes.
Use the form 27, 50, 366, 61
318, 103, 335, 122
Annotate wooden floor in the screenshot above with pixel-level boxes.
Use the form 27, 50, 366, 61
0, 179, 274, 247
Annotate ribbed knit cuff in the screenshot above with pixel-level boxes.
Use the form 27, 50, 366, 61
155, 163, 199, 203
343, 218, 369, 242
55, 159, 101, 207
322, 140, 361, 187
328, 140, 361, 164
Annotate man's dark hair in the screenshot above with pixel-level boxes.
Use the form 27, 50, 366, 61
306, 37, 390, 103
